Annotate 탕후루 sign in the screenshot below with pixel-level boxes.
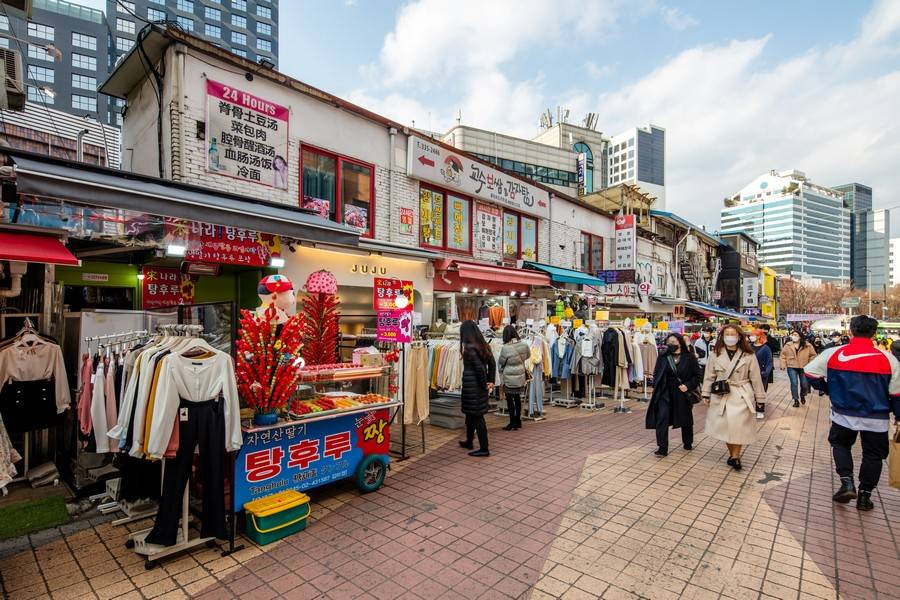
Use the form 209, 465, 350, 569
205, 79, 290, 188
165, 218, 281, 267
376, 309, 413, 343
407, 135, 550, 219
614, 215, 636, 270
141, 266, 195, 309
373, 277, 413, 311
234, 408, 391, 511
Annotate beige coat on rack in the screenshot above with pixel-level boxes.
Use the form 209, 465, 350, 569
701, 349, 767, 445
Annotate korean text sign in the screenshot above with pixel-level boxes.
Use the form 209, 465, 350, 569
165, 218, 281, 267
206, 79, 289, 189
614, 215, 636, 270
376, 310, 413, 343
373, 277, 413, 311
475, 203, 501, 253
141, 266, 195, 309
234, 409, 391, 511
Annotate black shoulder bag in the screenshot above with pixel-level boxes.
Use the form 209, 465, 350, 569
666, 355, 701, 404
710, 351, 742, 396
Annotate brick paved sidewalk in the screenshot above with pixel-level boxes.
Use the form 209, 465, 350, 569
0, 375, 897, 599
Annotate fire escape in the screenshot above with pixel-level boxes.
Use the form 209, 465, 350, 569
679, 253, 702, 301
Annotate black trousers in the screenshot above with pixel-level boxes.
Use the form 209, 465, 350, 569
506, 392, 522, 427
465, 414, 489, 450
146, 398, 227, 546
828, 421, 889, 491
654, 400, 693, 453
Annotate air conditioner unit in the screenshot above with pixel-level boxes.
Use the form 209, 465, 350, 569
0, 48, 26, 111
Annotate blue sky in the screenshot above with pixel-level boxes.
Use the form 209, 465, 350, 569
85, 1, 900, 230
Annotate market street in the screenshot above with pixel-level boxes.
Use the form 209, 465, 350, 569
0, 373, 896, 600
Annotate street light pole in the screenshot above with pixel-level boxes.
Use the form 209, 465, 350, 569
866, 268, 872, 316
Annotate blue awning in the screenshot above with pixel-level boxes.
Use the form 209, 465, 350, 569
685, 301, 759, 321
522, 262, 606, 287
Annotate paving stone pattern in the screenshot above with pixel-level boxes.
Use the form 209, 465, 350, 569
0, 375, 897, 599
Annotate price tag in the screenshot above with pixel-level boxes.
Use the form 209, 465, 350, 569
581, 339, 593, 357
560, 320, 572, 327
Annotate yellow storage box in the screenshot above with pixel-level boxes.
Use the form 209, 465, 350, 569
243, 490, 311, 545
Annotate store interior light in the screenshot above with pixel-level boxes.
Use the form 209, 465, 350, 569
166, 244, 187, 257
510, 291, 517, 297
269, 256, 286, 268
136, 273, 145, 280
462, 287, 469, 293
521, 292, 528, 298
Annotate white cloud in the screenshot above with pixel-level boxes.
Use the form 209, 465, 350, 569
658, 5, 699, 31
586, 61, 614, 80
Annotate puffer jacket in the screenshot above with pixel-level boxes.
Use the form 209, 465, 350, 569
461, 345, 496, 416
498, 340, 530, 392
781, 342, 816, 368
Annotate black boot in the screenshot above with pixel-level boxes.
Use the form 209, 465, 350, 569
833, 477, 857, 503
502, 423, 514, 431
468, 449, 490, 457
726, 457, 742, 471
856, 489, 874, 511
459, 440, 474, 450
793, 400, 800, 407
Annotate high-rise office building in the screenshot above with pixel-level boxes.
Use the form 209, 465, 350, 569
107, 0, 279, 125
0, 0, 111, 124
833, 183, 875, 288
606, 124, 666, 209
720, 169, 851, 285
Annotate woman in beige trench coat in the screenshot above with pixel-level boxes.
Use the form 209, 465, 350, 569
701, 325, 767, 470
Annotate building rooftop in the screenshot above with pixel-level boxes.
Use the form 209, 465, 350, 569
33, 0, 103, 23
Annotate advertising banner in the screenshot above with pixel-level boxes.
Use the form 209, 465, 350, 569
205, 79, 290, 188
141, 266, 195, 309
614, 215, 636, 270
376, 310, 413, 343
475, 203, 501, 253
576, 153, 587, 195
597, 269, 636, 284
234, 409, 391, 511
407, 135, 550, 219
373, 277, 413, 311
786, 314, 840, 322
165, 218, 281, 267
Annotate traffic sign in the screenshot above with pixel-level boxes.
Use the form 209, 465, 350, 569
840, 297, 861, 308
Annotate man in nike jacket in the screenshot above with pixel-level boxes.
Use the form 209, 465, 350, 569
804, 315, 900, 510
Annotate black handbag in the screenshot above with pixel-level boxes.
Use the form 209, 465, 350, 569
666, 355, 701, 404
711, 352, 742, 396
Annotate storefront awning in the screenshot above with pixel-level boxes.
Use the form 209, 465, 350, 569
652, 296, 688, 305
685, 301, 757, 321
0, 231, 80, 265
522, 262, 606, 287
5, 151, 360, 247
434, 259, 550, 294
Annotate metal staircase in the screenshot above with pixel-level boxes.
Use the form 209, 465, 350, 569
679, 254, 702, 301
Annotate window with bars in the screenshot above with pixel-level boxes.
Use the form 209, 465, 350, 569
27, 22, 54, 41
72, 94, 97, 112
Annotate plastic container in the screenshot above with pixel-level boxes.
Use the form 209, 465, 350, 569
244, 490, 311, 545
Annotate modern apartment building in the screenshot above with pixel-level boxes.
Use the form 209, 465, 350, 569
606, 124, 666, 209
720, 170, 851, 285
0, 0, 111, 124
442, 121, 608, 198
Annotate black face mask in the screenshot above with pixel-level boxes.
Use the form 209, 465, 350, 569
666, 344, 680, 353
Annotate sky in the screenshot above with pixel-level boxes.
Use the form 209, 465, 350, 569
80, 0, 900, 231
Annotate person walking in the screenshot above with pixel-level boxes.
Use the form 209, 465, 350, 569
458, 320, 496, 457
750, 329, 773, 420
693, 326, 714, 373
646, 333, 702, 456
701, 325, 767, 471
823, 332, 843, 350
498, 325, 530, 431
781, 329, 817, 407
804, 315, 900, 511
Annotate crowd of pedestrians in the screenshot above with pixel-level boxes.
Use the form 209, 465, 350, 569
456, 315, 899, 509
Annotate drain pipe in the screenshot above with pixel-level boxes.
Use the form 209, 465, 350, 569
388, 127, 397, 243
175, 44, 186, 181
75, 128, 90, 162
0, 261, 26, 298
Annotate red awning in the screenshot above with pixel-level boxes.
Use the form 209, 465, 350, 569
434, 259, 551, 294
0, 232, 80, 266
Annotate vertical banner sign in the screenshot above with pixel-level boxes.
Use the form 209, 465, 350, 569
205, 79, 290, 189
576, 153, 587, 195
141, 266, 195, 309
376, 310, 413, 343
399, 208, 414, 235
234, 409, 391, 510
742, 277, 759, 308
475, 203, 501, 253
374, 277, 414, 343
614, 215, 636, 270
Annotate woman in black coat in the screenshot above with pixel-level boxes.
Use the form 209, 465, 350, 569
458, 320, 496, 457
646, 333, 702, 457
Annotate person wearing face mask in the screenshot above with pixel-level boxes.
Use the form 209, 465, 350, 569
693, 326, 714, 372
781, 329, 817, 407
646, 334, 702, 457
823, 332, 844, 350
750, 330, 773, 421
701, 325, 767, 470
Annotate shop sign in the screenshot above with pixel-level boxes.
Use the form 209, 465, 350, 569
407, 135, 550, 219
81, 273, 109, 282
165, 218, 281, 267
376, 309, 412, 343
742, 277, 759, 308
614, 215, 636, 270
141, 266, 195, 309
373, 277, 413, 311
205, 79, 290, 189
786, 313, 839, 322
743, 308, 762, 316
351, 264, 387, 276
576, 153, 587, 195
234, 408, 390, 511
840, 297, 861, 308
475, 203, 501, 253
668, 320, 685, 333
638, 281, 653, 295
597, 270, 635, 284
399, 208, 414, 235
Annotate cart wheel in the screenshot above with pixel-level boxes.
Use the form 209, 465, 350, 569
144, 560, 156, 570
355, 455, 387, 493
125, 539, 135, 549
